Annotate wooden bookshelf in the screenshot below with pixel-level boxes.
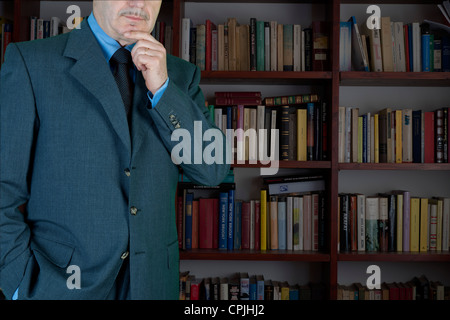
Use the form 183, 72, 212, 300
338, 163, 450, 171
340, 71, 450, 87
4, 0, 450, 301
181, 249, 330, 262
338, 252, 450, 262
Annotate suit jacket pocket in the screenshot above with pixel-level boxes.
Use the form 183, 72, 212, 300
30, 236, 75, 269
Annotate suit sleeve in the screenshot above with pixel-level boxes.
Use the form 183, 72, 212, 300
147, 63, 230, 186
0, 43, 36, 299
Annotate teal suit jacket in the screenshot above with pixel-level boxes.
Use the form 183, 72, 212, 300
0, 20, 229, 299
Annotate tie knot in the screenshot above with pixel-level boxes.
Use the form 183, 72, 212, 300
111, 47, 132, 65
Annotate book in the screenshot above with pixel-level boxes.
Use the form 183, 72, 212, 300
365, 196, 380, 252
312, 21, 329, 71
340, 21, 352, 71
348, 16, 369, 71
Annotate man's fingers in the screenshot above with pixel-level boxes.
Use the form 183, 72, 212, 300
124, 31, 159, 44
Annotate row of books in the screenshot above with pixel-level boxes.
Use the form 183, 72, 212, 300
177, 174, 327, 252
180, 271, 326, 300
208, 92, 327, 162
340, 15, 450, 72
181, 17, 330, 72
338, 107, 450, 164
27, 17, 173, 54
338, 275, 449, 300
0, 17, 12, 66
338, 191, 450, 253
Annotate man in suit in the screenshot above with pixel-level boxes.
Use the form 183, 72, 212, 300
0, 0, 229, 299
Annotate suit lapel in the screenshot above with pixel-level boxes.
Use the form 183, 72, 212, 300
63, 20, 131, 155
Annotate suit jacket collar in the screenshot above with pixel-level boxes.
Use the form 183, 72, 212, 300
63, 19, 132, 156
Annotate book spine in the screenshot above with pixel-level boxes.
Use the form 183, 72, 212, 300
277, 197, 287, 250
219, 192, 228, 250
280, 105, 290, 161
436, 109, 444, 163
339, 194, 350, 252
228, 190, 235, 250
256, 20, 265, 71
250, 18, 257, 71
260, 190, 267, 251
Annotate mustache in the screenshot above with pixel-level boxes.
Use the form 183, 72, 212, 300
119, 8, 149, 20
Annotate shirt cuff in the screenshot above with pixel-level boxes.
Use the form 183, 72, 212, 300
12, 288, 18, 300
147, 78, 169, 108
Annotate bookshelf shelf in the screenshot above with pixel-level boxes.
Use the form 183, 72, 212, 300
200, 71, 333, 85
338, 252, 450, 262
232, 160, 331, 169
181, 249, 330, 262
338, 163, 450, 171
339, 72, 450, 87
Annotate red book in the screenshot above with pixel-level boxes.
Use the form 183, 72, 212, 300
215, 97, 262, 106
387, 283, 399, 300
206, 19, 217, 71
192, 200, 199, 249
215, 92, 262, 98
254, 201, 260, 251
241, 201, 250, 249
213, 198, 219, 249
311, 21, 329, 71
404, 24, 410, 72
190, 278, 201, 300
199, 198, 214, 249
424, 111, 435, 163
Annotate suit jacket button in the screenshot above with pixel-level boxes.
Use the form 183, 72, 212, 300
130, 206, 138, 215
124, 168, 131, 177
121, 251, 129, 260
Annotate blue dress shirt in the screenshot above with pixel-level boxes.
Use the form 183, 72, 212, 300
87, 12, 169, 107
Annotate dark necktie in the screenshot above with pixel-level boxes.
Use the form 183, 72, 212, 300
110, 48, 134, 117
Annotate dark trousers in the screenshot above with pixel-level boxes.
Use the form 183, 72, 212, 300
106, 258, 130, 300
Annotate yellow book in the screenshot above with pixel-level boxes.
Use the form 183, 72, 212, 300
374, 113, 379, 163
420, 198, 429, 252
297, 109, 307, 161
395, 109, 402, 163
280, 282, 290, 300
436, 198, 443, 251
260, 190, 267, 251
410, 197, 420, 252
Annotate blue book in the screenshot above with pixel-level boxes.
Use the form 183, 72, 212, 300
412, 110, 422, 163
256, 275, 265, 300
219, 192, 228, 250
277, 197, 287, 250
443, 35, 450, 72
227, 189, 235, 250
339, 21, 352, 71
362, 114, 367, 163
422, 33, 431, 71
233, 200, 242, 250
185, 193, 194, 249
289, 285, 299, 300
249, 276, 257, 300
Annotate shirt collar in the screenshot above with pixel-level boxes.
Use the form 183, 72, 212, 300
87, 12, 135, 63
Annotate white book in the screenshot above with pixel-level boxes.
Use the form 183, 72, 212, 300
181, 18, 191, 61
357, 194, 366, 251
393, 22, 406, 72
412, 22, 421, 72
443, 198, 450, 251
50, 17, 61, 37
214, 108, 222, 131
270, 21, 277, 71
293, 25, 302, 71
